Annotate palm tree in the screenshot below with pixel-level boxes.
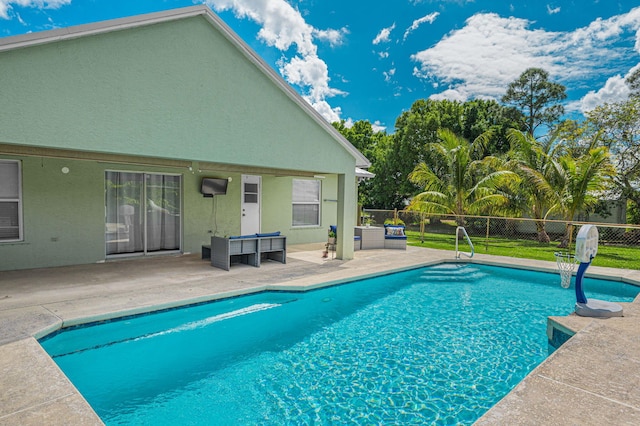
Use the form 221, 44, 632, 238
555, 141, 615, 248
407, 129, 518, 225
506, 129, 564, 243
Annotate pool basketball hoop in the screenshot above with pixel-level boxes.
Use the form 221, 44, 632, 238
554, 251, 577, 289
572, 225, 623, 318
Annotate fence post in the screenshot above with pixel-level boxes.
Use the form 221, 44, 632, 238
485, 217, 490, 252
394, 208, 398, 224
568, 223, 574, 252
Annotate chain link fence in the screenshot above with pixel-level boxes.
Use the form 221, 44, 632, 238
361, 208, 640, 269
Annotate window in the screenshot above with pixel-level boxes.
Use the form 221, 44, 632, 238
244, 182, 259, 204
292, 179, 321, 227
0, 160, 22, 241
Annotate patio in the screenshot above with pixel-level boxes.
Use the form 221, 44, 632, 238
2, 245, 640, 425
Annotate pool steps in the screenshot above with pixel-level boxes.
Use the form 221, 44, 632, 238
420, 264, 488, 283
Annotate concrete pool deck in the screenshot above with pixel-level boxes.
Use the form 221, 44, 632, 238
1, 244, 640, 425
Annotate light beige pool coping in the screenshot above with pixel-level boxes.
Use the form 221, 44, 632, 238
1, 245, 639, 425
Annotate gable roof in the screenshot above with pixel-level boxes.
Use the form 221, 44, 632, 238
0, 5, 370, 169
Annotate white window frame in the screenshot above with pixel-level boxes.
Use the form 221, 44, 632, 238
0, 159, 23, 242
292, 179, 321, 227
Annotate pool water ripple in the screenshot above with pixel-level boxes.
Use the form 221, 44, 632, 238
40, 263, 639, 425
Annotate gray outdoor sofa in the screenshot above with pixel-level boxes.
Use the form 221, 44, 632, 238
203, 233, 286, 271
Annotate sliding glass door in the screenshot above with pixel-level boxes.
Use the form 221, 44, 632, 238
105, 171, 181, 256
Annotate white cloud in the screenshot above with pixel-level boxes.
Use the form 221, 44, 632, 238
371, 120, 386, 133
411, 8, 640, 104
546, 5, 560, 15
306, 98, 342, 124
412, 13, 563, 100
430, 88, 469, 102
279, 54, 345, 101
573, 75, 630, 112
373, 23, 395, 45
314, 27, 349, 48
208, 0, 315, 55
341, 118, 385, 132
0, 0, 71, 20
206, 0, 347, 123
383, 68, 396, 82
403, 12, 440, 41
378, 51, 389, 59
573, 64, 640, 112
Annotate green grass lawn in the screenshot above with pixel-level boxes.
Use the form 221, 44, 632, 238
406, 230, 640, 270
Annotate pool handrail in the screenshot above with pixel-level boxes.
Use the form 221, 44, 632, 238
455, 226, 474, 258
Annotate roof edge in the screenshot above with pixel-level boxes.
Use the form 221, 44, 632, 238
196, 8, 371, 169
0, 6, 208, 52
0, 5, 371, 169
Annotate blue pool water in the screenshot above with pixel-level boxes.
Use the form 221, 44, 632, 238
40, 264, 639, 425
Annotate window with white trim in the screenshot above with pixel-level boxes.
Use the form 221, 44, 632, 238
0, 160, 22, 241
292, 179, 321, 227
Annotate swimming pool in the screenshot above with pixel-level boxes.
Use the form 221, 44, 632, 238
40, 263, 639, 424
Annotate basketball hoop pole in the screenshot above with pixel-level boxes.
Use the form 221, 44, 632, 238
573, 225, 623, 318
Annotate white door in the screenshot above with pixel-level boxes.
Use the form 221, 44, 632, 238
241, 175, 261, 235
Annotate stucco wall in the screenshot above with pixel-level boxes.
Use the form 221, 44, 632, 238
0, 155, 340, 271
261, 175, 339, 245
0, 156, 105, 269
0, 10, 361, 270
0, 16, 355, 175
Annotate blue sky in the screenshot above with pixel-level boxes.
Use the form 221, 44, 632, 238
1, 1, 639, 133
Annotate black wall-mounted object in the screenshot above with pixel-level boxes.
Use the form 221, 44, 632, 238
201, 178, 228, 197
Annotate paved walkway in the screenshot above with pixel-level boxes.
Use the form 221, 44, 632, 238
1, 245, 639, 425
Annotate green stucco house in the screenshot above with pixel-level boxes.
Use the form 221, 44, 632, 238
0, 5, 369, 271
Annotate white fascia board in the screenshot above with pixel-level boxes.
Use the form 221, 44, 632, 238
197, 9, 370, 169
0, 6, 207, 52
355, 167, 375, 178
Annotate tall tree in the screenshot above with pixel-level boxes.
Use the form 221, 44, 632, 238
554, 137, 615, 248
388, 98, 524, 208
332, 120, 395, 208
332, 120, 381, 161
585, 97, 640, 219
506, 129, 564, 243
502, 68, 567, 135
462, 99, 525, 154
627, 67, 640, 98
386, 99, 465, 208
406, 129, 518, 224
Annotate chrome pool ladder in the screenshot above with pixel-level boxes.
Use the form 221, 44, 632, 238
455, 226, 474, 258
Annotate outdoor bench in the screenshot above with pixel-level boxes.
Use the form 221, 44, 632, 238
257, 232, 287, 264
204, 233, 286, 270
384, 225, 407, 250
